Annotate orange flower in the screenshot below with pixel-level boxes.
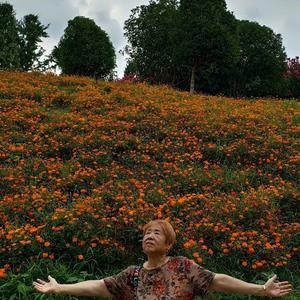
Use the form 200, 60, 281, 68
42, 252, 48, 258
0, 268, 7, 278
183, 239, 196, 249
78, 254, 84, 260
35, 236, 44, 243
20, 240, 31, 245
178, 197, 186, 204
44, 241, 50, 247
248, 247, 255, 254
208, 249, 214, 255
6, 234, 13, 240
242, 242, 248, 248
265, 242, 272, 249
197, 257, 203, 264
242, 261, 248, 267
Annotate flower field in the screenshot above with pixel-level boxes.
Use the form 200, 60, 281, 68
0, 71, 299, 298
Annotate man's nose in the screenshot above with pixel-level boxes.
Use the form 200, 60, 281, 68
146, 233, 155, 239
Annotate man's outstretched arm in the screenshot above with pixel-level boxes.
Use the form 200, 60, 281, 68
33, 275, 112, 298
208, 274, 293, 298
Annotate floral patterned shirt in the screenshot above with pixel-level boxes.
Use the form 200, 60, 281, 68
104, 256, 215, 299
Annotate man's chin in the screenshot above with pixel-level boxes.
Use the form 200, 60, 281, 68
142, 246, 156, 254
142, 248, 152, 254
142, 247, 165, 256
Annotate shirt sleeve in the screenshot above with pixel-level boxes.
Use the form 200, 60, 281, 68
103, 266, 135, 299
184, 257, 215, 297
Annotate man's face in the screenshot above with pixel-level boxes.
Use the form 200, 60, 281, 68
142, 224, 170, 255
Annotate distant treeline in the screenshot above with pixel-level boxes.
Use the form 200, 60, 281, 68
0, 1, 299, 98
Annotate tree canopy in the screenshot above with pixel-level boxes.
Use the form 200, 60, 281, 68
0, 3, 20, 69
123, 0, 239, 94
52, 16, 116, 79
178, 0, 239, 93
123, 0, 291, 97
18, 14, 49, 71
0, 3, 49, 71
1, 1, 297, 98
124, 0, 180, 85
234, 20, 287, 97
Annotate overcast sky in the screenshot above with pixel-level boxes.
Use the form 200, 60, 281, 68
6, 0, 300, 78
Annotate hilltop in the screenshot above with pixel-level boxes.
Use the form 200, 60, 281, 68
0, 71, 299, 290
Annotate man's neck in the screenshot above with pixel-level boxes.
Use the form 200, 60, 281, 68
144, 255, 169, 269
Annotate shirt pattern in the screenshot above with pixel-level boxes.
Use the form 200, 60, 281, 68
104, 256, 215, 300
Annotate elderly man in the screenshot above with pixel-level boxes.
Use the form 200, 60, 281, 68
33, 219, 293, 299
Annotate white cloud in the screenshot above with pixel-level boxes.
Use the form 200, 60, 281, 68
226, 0, 300, 57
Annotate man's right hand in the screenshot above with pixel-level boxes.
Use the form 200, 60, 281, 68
33, 275, 59, 294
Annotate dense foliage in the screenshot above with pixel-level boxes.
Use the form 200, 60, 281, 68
123, 0, 293, 98
124, 0, 180, 86
18, 14, 49, 71
178, 0, 239, 94
0, 3, 20, 69
52, 16, 116, 79
286, 56, 300, 98
0, 3, 48, 71
234, 20, 287, 97
1, 1, 299, 98
0, 72, 299, 299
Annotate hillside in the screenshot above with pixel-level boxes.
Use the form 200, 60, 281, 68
0, 71, 299, 297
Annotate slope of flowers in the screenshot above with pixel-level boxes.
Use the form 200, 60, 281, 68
0, 71, 299, 278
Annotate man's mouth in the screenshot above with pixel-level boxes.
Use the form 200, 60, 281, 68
145, 241, 154, 246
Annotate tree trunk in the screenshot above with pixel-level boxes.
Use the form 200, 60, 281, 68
190, 63, 197, 94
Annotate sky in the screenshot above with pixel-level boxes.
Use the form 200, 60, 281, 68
5, 0, 300, 78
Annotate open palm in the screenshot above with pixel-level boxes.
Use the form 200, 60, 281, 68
265, 275, 293, 298
33, 275, 59, 294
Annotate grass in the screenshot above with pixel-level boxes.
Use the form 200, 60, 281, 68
0, 258, 299, 299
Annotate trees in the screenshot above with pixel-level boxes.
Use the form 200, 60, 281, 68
123, 0, 293, 97
18, 14, 49, 71
285, 57, 300, 98
0, 3, 20, 69
123, 0, 239, 94
178, 0, 239, 94
124, 0, 180, 85
52, 16, 116, 79
234, 20, 287, 97
0, 3, 49, 71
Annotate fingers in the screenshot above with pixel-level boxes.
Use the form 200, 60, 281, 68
32, 277, 51, 294
277, 281, 293, 293
36, 278, 47, 284
32, 282, 46, 293
278, 281, 291, 286
270, 274, 277, 281
280, 289, 293, 296
279, 282, 293, 288
48, 275, 55, 281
